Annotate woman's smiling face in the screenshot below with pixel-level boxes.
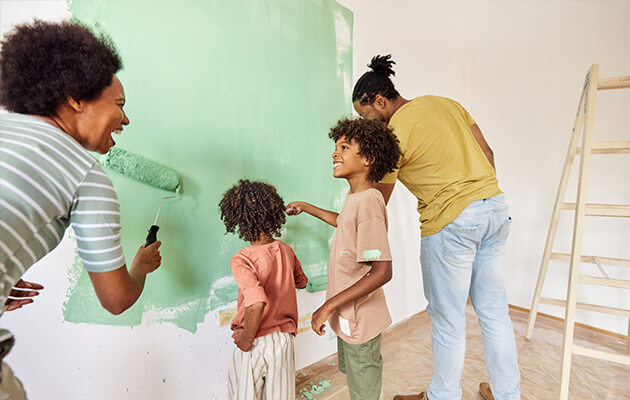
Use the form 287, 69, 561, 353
76, 75, 130, 154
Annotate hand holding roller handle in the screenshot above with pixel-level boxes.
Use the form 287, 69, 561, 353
132, 241, 162, 275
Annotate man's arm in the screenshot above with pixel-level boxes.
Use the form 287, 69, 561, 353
470, 123, 495, 169
311, 260, 392, 335
233, 302, 266, 352
286, 201, 339, 227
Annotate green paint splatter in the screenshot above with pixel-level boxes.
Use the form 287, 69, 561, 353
64, 0, 352, 332
362, 249, 382, 261
297, 378, 332, 399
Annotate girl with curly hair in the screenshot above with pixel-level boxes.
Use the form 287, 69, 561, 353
219, 179, 308, 400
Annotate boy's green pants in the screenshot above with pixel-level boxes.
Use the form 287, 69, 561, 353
337, 334, 383, 400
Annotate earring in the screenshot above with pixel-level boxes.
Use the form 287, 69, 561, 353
78, 106, 83, 112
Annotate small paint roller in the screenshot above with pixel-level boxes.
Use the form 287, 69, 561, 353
100, 147, 183, 246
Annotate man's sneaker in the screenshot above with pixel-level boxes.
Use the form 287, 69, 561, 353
480, 383, 495, 400
393, 392, 429, 400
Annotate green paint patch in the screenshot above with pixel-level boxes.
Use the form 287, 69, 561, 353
297, 378, 332, 400
362, 249, 382, 261
306, 274, 327, 293
64, 0, 352, 332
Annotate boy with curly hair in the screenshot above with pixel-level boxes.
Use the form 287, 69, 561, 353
287, 118, 401, 400
219, 180, 308, 400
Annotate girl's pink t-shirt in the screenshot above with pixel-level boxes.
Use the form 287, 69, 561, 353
230, 240, 308, 338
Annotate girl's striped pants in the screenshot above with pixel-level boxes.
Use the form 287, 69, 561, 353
228, 330, 295, 400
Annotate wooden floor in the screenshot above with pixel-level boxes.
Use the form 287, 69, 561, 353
296, 305, 630, 400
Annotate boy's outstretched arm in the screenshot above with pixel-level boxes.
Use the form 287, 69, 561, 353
233, 302, 265, 352
286, 201, 339, 227
311, 260, 392, 335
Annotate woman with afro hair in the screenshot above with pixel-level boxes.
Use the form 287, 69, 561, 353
0, 20, 162, 397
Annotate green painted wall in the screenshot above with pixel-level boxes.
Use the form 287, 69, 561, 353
64, 0, 352, 332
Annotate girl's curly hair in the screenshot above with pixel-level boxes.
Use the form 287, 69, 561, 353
329, 118, 401, 182
219, 180, 286, 243
0, 20, 122, 115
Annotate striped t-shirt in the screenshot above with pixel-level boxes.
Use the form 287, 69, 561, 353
0, 113, 126, 309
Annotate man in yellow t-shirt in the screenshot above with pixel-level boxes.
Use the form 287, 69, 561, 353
352, 55, 521, 400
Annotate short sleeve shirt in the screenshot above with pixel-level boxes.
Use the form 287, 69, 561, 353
380, 96, 502, 236
327, 188, 392, 345
230, 240, 308, 338
0, 113, 125, 310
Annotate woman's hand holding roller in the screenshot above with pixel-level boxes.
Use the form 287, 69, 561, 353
131, 241, 162, 275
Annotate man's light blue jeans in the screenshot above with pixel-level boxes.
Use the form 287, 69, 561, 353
421, 194, 521, 400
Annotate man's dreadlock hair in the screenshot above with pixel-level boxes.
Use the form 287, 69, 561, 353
219, 179, 286, 243
352, 54, 399, 106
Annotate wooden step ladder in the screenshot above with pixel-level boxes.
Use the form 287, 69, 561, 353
525, 64, 630, 400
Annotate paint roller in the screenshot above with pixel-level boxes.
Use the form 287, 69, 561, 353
100, 147, 182, 246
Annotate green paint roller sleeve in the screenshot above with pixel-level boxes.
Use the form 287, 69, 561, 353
100, 147, 182, 193
100, 147, 183, 246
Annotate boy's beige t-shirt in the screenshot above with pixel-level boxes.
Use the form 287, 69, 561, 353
327, 188, 392, 345
380, 95, 502, 236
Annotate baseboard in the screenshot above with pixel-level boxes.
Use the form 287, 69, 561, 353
508, 304, 629, 340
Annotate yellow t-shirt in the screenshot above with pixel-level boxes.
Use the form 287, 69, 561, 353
381, 95, 501, 236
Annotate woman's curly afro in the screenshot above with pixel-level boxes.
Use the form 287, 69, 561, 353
329, 118, 401, 182
219, 180, 286, 243
0, 20, 122, 115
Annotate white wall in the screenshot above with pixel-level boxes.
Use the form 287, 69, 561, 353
1, 1, 629, 399
338, 0, 630, 336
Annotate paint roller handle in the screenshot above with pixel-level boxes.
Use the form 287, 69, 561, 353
146, 225, 160, 246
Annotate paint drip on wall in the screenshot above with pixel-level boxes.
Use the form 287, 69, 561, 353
63, 0, 353, 332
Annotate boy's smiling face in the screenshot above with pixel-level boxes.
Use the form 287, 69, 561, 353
332, 136, 371, 180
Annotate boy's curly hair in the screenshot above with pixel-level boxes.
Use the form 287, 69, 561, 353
328, 118, 401, 182
0, 20, 122, 115
219, 180, 286, 243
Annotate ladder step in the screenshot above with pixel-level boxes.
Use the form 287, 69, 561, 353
597, 76, 630, 90
539, 297, 630, 317
579, 275, 630, 289
576, 140, 630, 154
550, 253, 630, 267
573, 344, 630, 365
561, 203, 630, 217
